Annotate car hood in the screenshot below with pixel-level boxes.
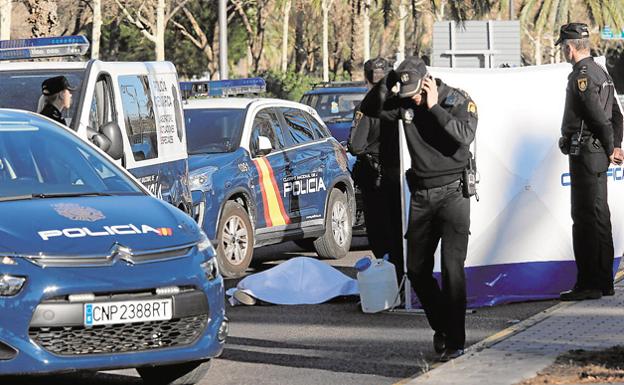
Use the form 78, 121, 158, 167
324, 121, 351, 143
189, 149, 246, 172
0, 196, 200, 255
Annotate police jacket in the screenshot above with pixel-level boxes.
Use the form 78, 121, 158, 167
561, 56, 623, 158
360, 77, 478, 189
40, 104, 67, 126
349, 102, 401, 170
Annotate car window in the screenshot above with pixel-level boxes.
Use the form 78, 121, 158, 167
302, 111, 328, 139
310, 92, 364, 122
89, 75, 115, 132
0, 117, 143, 198
118, 75, 159, 162
185, 108, 245, 154
0, 70, 85, 128
250, 109, 284, 157
281, 108, 315, 146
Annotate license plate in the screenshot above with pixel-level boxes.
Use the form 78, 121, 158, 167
84, 298, 173, 327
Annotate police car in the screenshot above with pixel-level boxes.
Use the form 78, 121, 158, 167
0, 36, 192, 213
0, 109, 226, 383
182, 79, 355, 277
300, 81, 367, 143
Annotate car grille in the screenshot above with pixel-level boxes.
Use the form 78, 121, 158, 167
29, 315, 208, 355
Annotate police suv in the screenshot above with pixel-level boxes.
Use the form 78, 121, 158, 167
182, 79, 355, 277
0, 36, 192, 213
0, 109, 226, 383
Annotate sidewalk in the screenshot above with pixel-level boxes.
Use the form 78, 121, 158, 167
405, 277, 624, 385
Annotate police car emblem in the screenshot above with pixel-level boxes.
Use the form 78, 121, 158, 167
52, 203, 105, 222
401, 73, 410, 83
577, 78, 588, 92
238, 162, 250, 172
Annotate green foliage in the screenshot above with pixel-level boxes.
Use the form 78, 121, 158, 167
100, 20, 152, 62
260, 69, 322, 101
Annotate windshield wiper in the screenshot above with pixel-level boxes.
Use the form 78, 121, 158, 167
325, 116, 352, 123
32, 192, 115, 198
0, 195, 34, 202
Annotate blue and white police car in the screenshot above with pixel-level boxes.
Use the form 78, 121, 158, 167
0, 36, 192, 214
182, 79, 355, 277
0, 109, 226, 383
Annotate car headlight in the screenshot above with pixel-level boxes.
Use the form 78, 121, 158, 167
201, 257, 219, 281
0, 275, 26, 297
190, 166, 218, 191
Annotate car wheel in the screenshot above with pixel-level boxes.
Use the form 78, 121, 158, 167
313, 188, 352, 259
293, 238, 315, 251
216, 201, 254, 277
137, 360, 211, 385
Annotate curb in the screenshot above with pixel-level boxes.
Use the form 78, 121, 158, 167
393, 268, 624, 385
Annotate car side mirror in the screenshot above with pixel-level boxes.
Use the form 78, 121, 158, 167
257, 135, 272, 156
100, 121, 123, 160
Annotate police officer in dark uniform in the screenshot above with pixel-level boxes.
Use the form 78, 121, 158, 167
38, 76, 75, 125
348, 58, 403, 282
556, 23, 623, 301
360, 56, 478, 362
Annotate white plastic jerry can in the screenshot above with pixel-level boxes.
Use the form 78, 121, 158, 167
355, 256, 400, 313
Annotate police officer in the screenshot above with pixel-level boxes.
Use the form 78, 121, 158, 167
348, 58, 404, 283
38, 76, 74, 125
360, 56, 477, 362
556, 23, 623, 301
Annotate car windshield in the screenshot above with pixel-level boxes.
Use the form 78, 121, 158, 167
0, 70, 85, 128
0, 113, 143, 200
184, 108, 245, 154
305, 92, 364, 122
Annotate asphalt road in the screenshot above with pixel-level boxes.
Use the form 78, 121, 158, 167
4, 238, 558, 385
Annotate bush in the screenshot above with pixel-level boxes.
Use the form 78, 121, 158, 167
259, 70, 322, 101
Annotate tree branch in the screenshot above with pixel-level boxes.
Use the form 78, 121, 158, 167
115, 0, 156, 42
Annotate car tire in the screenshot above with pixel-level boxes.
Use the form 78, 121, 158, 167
137, 360, 211, 385
216, 201, 254, 277
313, 188, 352, 259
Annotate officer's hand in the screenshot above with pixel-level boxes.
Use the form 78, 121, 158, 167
422, 77, 438, 110
612, 148, 624, 165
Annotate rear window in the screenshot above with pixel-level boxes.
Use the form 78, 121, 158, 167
184, 108, 245, 154
306, 92, 364, 122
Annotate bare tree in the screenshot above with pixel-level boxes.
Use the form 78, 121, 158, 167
25, 0, 59, 37
231, 0, 271, 73
92, 0, 102, 58
115, 0, 190, 61
321, 0, 334, 81
0, 0, 11, 40
362, 0, 371, 61
280, 0, 291, 72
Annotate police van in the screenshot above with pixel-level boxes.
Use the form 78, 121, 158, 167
0, 109, 226, 383
0, 36, 191, 213
181, 78, 355, 277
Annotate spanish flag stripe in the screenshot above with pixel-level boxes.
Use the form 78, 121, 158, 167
254, 158, 288, 226
263, 158, 290, 224
252, 159, 273, 227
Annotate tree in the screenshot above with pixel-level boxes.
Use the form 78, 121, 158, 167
25, 0, 59, 37
92, 0, 102, 58
279, 0, 291, 72
115, 0, 190, 61
231, 0, 272, 73
0, 0, 10, 40
321, 0, 335, 81
362, 0, 371, 61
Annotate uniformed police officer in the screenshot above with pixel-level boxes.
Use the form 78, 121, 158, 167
360, 56, 478, 362
348, 58, 403, 282
38, 76, 74, 125
556, 23, 623, 301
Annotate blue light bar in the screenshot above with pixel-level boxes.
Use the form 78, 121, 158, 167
0, 35, 90, 61
180, 77, 266, 98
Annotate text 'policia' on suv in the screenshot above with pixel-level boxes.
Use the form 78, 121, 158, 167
0, 109, 226, 384
181, 78, 355, 277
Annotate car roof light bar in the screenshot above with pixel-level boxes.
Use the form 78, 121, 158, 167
0, 35, 90, 61
180, 77, 266, 99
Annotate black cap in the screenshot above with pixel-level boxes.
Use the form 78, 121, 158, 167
42, 76, 75, 96
555, 23, 590, 46
395, 56, 428, 98
364, 57, 389, 84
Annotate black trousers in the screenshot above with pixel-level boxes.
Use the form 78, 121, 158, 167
406, 180, 469, 350
569, 154, 614, 292
353, 161, 403, 283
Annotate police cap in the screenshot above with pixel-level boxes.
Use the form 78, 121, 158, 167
555, 23, 590, 46
42, 75, 75, 96
395, 56, 428, 98
364, 57, 389, 84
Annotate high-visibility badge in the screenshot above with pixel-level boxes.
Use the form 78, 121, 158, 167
467, 101, 477, 115
577, 77, 588, 92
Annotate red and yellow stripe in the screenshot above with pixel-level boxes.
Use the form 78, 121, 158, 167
253, 158, 290, 227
